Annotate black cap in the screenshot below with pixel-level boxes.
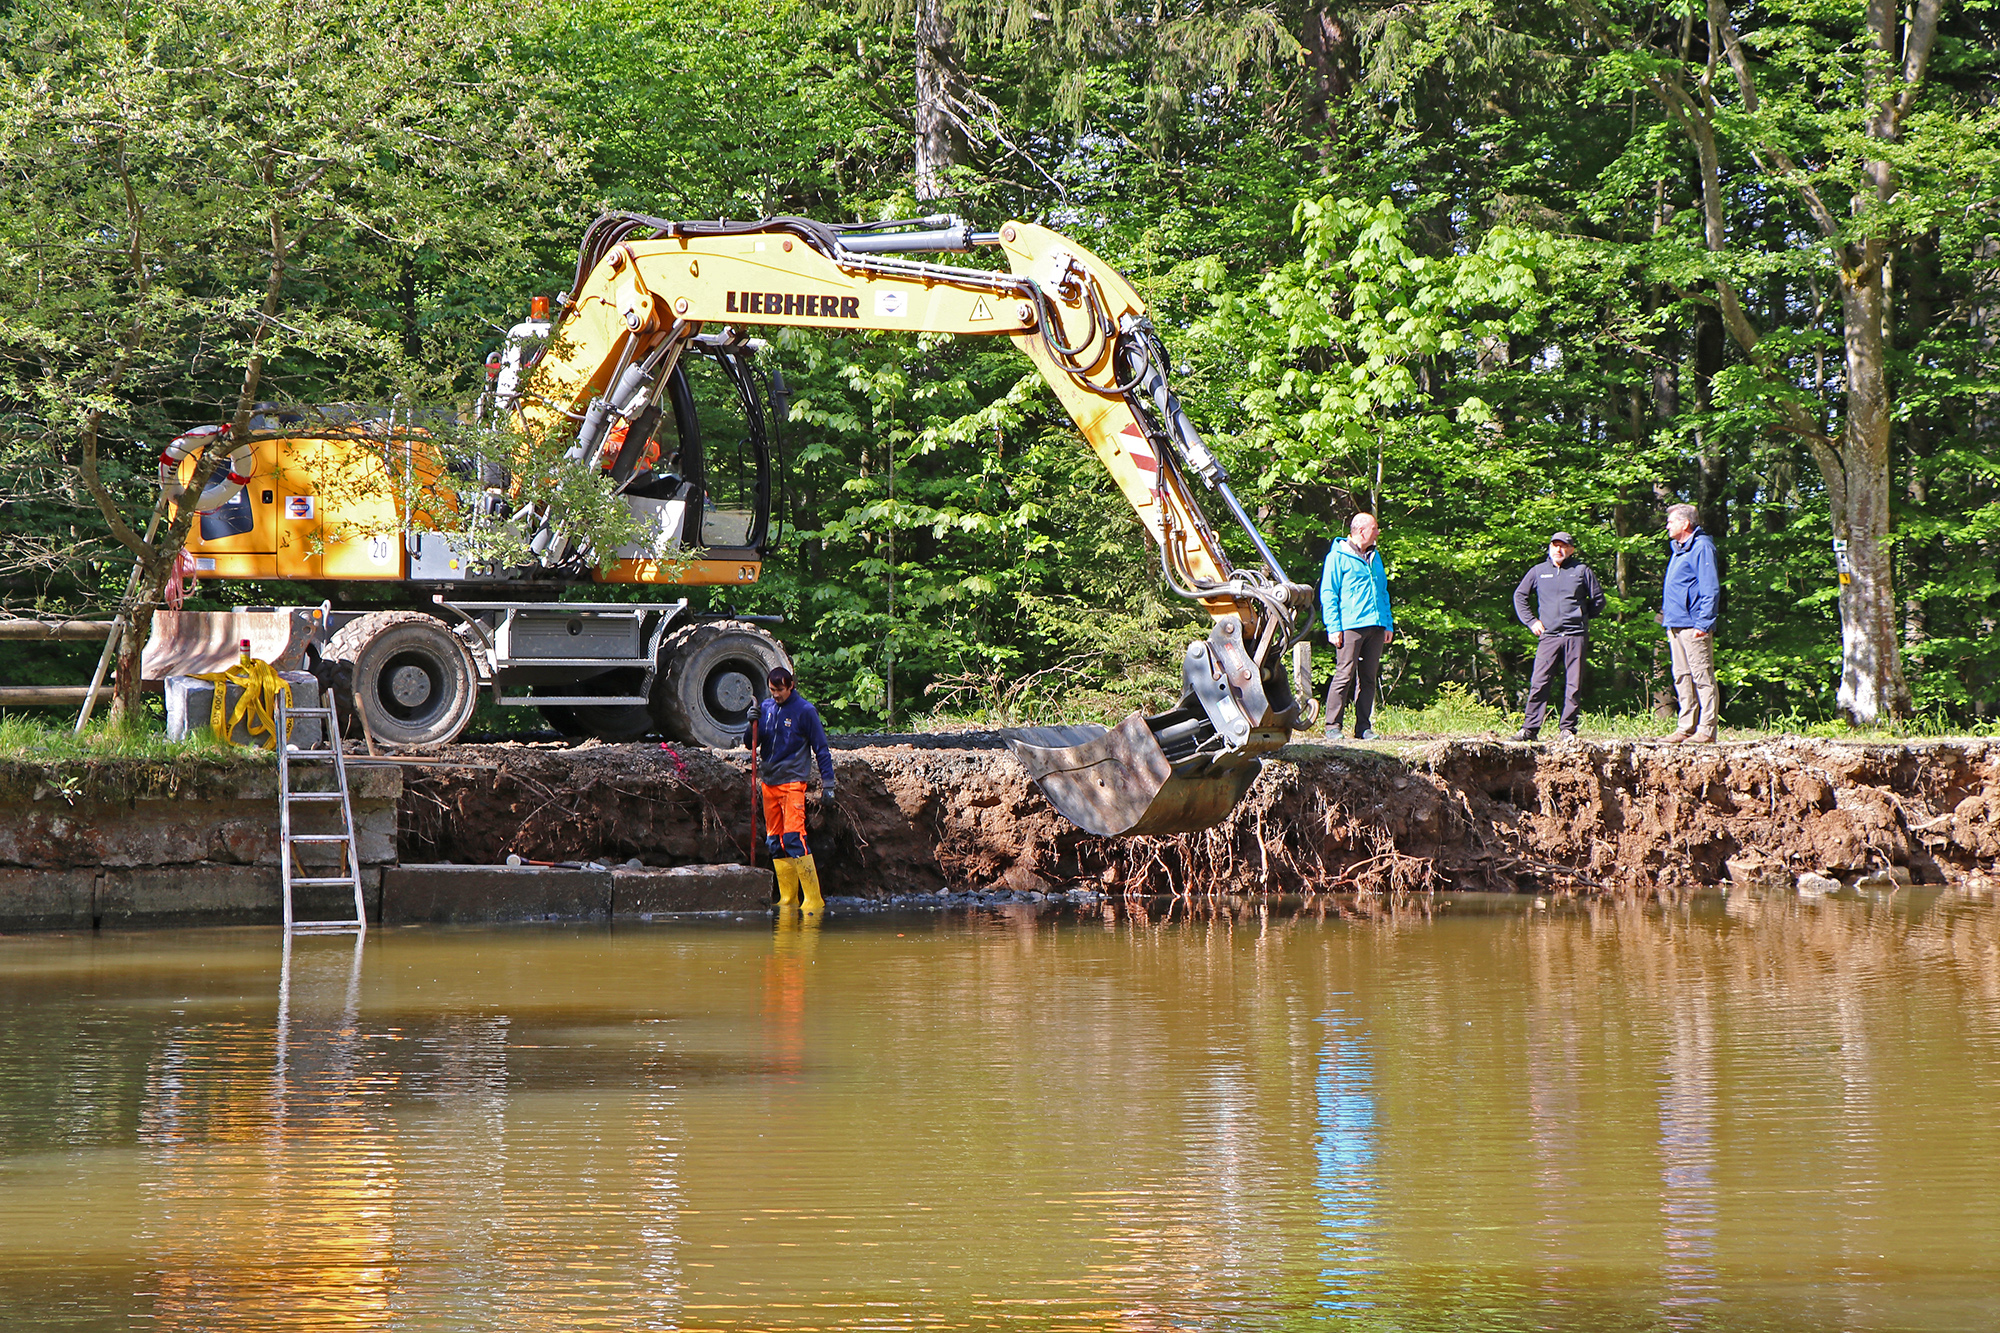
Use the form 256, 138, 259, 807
1549, 531, 1576, 546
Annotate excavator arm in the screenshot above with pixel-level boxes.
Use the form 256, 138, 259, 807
520, 213, 1316, 835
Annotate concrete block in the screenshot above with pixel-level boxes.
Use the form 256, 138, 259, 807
613, 863, 774, 916
166, 671, 322, 749
92, 864, 378, 928
0, 868, 95, 929
98, 864, 275, 925
381, 864, 612, 925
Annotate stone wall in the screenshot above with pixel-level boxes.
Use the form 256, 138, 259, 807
0, 757, 774, 930
9, 733, 1997, 929
0, 758, 400, 929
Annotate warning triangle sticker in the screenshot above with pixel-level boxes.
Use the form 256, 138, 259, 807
969, 297, 993, 321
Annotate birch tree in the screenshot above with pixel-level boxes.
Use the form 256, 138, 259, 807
1571, 0, 1975, 723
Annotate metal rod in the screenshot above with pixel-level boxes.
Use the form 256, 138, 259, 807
748, 716, 759, 869
839, 222, 975, 254
1214, 480, 1290, 586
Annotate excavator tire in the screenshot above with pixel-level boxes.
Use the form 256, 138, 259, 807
651, 621, 790, 749
324, 610, 479, 747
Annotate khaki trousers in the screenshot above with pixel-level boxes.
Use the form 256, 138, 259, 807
1667, 628, 1718, 739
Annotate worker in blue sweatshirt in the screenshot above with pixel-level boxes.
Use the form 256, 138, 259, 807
756, 666, 837, 913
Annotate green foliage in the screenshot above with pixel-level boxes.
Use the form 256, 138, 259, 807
1377, 681, 1508, 734
0, 0, 583, 686
4, 0, 1996, 734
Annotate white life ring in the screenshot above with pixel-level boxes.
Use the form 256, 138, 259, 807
159, 424, 257, 512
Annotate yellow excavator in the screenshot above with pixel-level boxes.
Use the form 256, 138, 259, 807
162, 213, 1315, 835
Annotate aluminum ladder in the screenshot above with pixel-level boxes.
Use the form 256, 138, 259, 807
276, 694, 368, 934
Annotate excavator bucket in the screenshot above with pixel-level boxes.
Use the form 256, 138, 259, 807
1005, 714, 1263, 837
142, 608, 328, 680
1007, 619, 1301, 837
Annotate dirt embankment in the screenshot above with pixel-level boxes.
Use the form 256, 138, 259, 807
395, 734, 2000, 898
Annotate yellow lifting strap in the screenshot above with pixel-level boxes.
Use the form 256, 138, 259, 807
191, 658, 293, 750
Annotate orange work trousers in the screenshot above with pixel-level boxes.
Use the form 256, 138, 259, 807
761, 780, 809, 859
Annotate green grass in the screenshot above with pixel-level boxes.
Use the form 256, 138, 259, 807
0, 713, 264, 764
924, 677, 2000, 747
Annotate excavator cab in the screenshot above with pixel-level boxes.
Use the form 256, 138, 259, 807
482, 315, 775, 575
591, 337, 773, 582
611, 340, 771, 543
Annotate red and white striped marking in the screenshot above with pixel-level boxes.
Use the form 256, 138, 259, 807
1118, 421, 1158, 474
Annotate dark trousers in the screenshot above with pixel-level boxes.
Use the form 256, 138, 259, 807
1523, 632, 1586, 734
1324, 625, 1387, 735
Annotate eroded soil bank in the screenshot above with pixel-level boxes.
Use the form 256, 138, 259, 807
398, 734, 2000, 898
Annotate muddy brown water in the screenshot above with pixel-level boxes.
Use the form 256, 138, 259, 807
4, 894, 1999, 1331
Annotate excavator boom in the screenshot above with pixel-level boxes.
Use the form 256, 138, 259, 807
525, 213, 1314, 836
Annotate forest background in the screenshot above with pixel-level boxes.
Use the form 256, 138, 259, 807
2, 0, 1996, 734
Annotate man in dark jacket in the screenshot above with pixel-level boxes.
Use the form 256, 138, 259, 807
1511, 531, 1606, 741
1659, 503, 1721, 743
756, 666, 837, 913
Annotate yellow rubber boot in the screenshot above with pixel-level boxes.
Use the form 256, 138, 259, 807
772, 857, 801, 908
796, 854, 825, 914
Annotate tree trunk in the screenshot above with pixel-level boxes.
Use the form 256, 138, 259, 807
1831, 270, 1913, 722
1692, 299, 1728, 545
1300, 7, 1356, 166
913, 0, 958, 202
113, 601, 157, 723
1900, 231, 1938, 655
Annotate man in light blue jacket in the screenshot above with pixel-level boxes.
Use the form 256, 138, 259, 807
1319, 511, 1394, 740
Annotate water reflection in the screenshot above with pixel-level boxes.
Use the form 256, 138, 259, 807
4, 893, 2000, 1331
1524, 932, 1581, 1325
1315, 1009, 1379, 1318
764, 910, 819, 1079
1658, 984, 1719, 1327
140, 932, 394, 1330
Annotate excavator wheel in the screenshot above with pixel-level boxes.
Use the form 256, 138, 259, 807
651, 620, 790, 749
324, 610, 479, 747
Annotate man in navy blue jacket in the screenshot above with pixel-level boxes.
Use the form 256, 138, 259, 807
1511, 531, 1606, 740
1660, 503, 1721, 743
756, 666, 837, 912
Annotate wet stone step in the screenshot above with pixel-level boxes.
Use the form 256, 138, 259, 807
380, 862, 773, 924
